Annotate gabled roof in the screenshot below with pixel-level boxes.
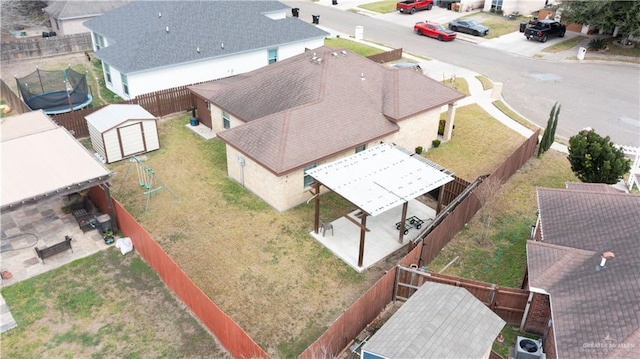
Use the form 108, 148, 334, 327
84, 1, 328, 74
362, 282, 505, 359
205, 46, 464, 175
85, 104, 156, 133
44, 1, 130, 20
527, 187, 640, 358
1, 111, 114, 211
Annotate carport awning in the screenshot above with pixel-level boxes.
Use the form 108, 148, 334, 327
305, 144, 453, 216
1, 111, 114, 211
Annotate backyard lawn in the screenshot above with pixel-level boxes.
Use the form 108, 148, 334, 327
0, 249, 229, 358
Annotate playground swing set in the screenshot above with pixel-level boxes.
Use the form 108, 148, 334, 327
121, 156, 177, 213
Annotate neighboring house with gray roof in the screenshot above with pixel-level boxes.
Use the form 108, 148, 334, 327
526, 184, 640, 359
361, 282, 505, 359
44, 1, 130, 36
83, 0, 327, 100
189, 46, 465, 212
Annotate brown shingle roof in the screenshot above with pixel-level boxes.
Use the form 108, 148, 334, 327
203, 46, 464, 175
528, 188, 640, 359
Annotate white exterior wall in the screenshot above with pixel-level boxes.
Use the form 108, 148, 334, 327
87, 121, 106, 161
483, 0, 547, 15
102, 38, 324, 100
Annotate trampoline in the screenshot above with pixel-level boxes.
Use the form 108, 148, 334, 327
16, 67, 93, 115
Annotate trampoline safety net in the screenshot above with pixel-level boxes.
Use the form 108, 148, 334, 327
16, 67, 91, 114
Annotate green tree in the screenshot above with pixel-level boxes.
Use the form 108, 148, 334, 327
567, 129, 631, 184
538, 102, 560, 157
562, 0, 640, 41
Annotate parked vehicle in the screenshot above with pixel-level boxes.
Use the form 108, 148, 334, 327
414, 21, 456, 41
391, 62, 423, 72
448, 19, 489, 37
524, 19, 566, 42
397, 0, 433, 14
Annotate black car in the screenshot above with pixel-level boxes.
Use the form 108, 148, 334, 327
448, 19, 489, 36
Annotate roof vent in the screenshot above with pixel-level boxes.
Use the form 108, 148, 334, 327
158, 12, 161, 18
165, 26, 169, 33
341, 50, 347, 55
596, 251, 615, 271
196, 47, 200, 53
221, 42, 224, 49
360, 72, 365, 80
332, 52, 339, 57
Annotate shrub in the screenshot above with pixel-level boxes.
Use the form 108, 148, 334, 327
432, 139, 441, 148
415, 146, 423, 154
496, 9, 504, 15
567, 129, 631, 184
588, 38, 605, 51
438, 119, 446, 136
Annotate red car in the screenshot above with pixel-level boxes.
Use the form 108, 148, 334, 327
414, 21, 456, 41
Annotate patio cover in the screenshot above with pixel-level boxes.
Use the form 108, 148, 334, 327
1, 110, 114, 211
305, 143, 454, 216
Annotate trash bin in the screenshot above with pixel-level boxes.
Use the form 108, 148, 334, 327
312, 15, 320, 25
519, 22, 527, 33
190, 117, 199, 126
292, 8, 299, 17
332, 0, 338, 5
577, 47, 587, 60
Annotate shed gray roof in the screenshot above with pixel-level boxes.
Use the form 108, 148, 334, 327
44, 1, 130, 20
362, 282, 505, 359
84, 1, 328, 74
200, 46, 464, 175
527, 188, 640, 358
85, 104, 156, 133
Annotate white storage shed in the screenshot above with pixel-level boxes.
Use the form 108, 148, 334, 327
85, 104, 159, 163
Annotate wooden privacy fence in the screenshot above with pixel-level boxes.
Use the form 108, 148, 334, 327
366, 48, 403, 63
52, 84, 197, 138
88, 186, 270, 359
395, 266, 529, 325
0, 79, 30, 114
300, 243, 422, 359
1, 33, 93, 62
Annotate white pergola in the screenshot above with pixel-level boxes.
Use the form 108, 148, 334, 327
1, 110, 115, 212
306, 143, 453, 267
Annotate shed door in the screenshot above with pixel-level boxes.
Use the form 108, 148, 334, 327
118, 122, 146, 157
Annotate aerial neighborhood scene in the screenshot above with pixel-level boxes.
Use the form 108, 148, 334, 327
1, 0, 639, 358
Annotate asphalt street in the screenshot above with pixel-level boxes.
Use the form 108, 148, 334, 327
285, 1, 640, 147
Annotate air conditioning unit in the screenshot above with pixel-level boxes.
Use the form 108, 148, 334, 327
515, 336, 543, 359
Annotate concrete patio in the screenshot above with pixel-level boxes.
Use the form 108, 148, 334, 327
310, 199, 435, 272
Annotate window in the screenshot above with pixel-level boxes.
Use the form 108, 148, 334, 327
490, 0, 503, 11
222, 111, 230, 129
94, 33, 105, 50
303, 164, 317, 188
268, 49, 278, 64
356, 144, 366, 153
121, 73, 129, 96
104, 63, 112, 84
205, 101, 210, 110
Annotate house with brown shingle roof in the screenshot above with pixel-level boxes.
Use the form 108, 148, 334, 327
189, 46, 465, 211
526, 183, 640, 359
